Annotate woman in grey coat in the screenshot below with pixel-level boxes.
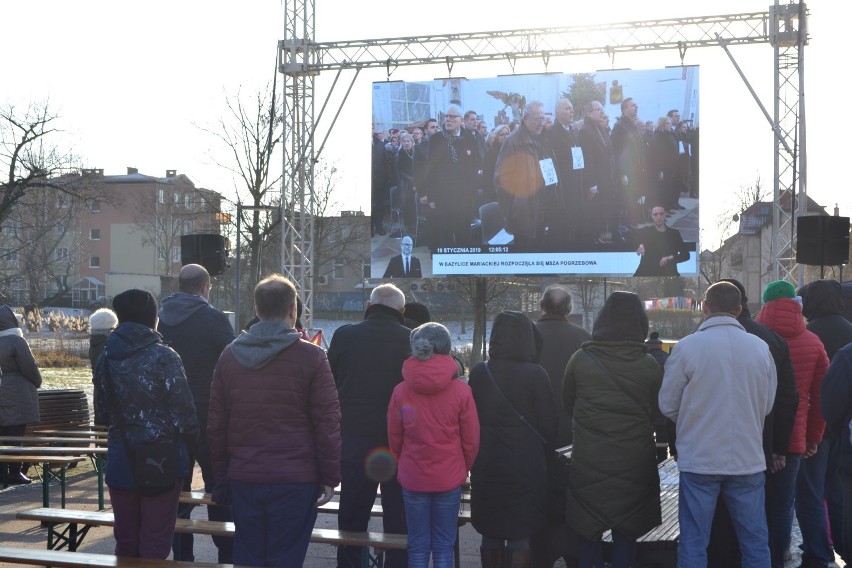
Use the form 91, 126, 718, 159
0, 305, 42, 484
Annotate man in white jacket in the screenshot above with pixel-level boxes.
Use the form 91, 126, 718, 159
659, 281, 776, 568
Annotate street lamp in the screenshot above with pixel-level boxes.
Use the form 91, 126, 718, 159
234, 203, 279, 329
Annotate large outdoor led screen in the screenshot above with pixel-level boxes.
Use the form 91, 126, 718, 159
371, 67, 699, 278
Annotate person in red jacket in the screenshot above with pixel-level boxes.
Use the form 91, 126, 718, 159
387, 322, 480, 568
756, 280, 831, 568
207, 275, 341, 567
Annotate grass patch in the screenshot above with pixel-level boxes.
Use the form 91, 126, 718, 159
34, 350, 89, 368
41, 367, 94, 391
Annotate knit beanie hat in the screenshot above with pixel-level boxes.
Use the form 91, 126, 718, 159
89, 308, 118, 334
762, 280, 796, 303
112, 289, 158, 329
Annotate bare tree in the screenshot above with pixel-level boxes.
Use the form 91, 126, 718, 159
200, 85, 283, 300
701, 175, 768, 284
1, 102, 84, 225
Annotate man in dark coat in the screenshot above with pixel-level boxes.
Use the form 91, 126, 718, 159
327, 283, 411, 568
420, 106, 481, 247
544, 98, 587, 246
705, 278, 799, 568
469, 311, 558, 568
157, 264, 236, 563
533, 285, 590, 446
610, 97, 648, 227
577, 100, 617, 244
801, 279, 852, 563
494, 101, 557, 249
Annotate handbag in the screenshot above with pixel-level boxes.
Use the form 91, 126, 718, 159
482, 361, 570, 524
102, 349, 179, 496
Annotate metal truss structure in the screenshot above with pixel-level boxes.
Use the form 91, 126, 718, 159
280, 2, 807, 326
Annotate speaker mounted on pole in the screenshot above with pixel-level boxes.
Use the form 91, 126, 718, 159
796, 216, 850, 266
180, 234, 227, 276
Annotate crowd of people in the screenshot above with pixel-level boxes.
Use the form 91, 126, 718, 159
372, 97, 698, 252
7, 267, 852, 568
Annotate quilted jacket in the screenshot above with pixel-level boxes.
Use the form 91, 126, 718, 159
756, 298, 829, 453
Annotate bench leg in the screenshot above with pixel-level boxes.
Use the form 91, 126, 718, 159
94, 456, 105, 510
46, 522, 90, 552
360, 548, 384, 568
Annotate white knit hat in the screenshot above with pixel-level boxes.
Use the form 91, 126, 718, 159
89, 308, 118, 333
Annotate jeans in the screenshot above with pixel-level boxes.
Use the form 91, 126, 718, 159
337, 436, 407, 568
230, 480, 318, 567
678, 471, 770, 568
578, 530, 636, 568
797, 441, 832, 565
403, 487, 462, 568
767, 453, 801, 568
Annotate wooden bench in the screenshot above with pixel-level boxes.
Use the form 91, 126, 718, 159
18, 507, 407, 568
0, 445, 108, 509
0, 546, 238, 568
26, 389, 93, 435
0, 455, 85, 507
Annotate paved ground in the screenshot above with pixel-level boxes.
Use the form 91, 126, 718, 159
0, 462, 845, 567
0, 464, 483, 567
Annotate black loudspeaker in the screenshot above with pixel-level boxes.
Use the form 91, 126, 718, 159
181, 234, 227, 275
796, 216, 850, 266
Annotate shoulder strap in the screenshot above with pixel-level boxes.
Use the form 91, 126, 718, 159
482, 361, 549, 447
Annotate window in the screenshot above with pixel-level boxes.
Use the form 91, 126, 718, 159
158, 189, 166, 204
182, 220, 193, 234
184, 194, 193, 209
333, 258, 345, 280
172, 247, 181, 263
55, 222, 66, 235
90, 200, 101, 212
362, 263, 371, 279
55, 248, 68, 261
89, 228, 101, 240
57, 195, 69, 208
89, 256, 100, 268
387, 82, 431, 130
174, 192, 182, 205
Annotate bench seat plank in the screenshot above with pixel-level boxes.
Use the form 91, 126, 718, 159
18, 508, 408, 551
0, 546, 238, 568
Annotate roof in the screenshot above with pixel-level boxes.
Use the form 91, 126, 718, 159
738, 191, 827, 236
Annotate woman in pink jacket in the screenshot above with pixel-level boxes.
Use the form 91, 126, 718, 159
387, 322, 480, 568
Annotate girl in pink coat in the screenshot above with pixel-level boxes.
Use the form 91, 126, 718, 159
387, 322, 480, 568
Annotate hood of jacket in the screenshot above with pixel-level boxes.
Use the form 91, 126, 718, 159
230, 320, 302, 370
756, 298, 806, 339
801, 279, 844, 321
592, 291, 649, 342
157, 292, 210, 326
104, 322, 162, 361
488, 310, 541, 363
401, 354, 459, 395
0, 306, 19, 331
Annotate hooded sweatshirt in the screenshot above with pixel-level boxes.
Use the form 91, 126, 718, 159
157, 292, 235, 426
387, 354, 480, 493
207, 320, 341, 486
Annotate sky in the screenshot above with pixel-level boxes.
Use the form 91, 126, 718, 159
1, 0, 845, 250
